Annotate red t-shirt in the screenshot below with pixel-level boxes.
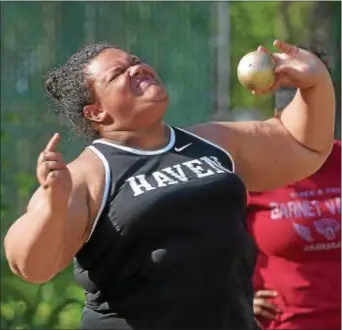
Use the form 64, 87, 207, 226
247, 140, 341, 330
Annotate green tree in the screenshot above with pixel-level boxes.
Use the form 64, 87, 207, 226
1, 2, 339, 329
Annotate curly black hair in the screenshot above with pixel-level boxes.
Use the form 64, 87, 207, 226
45, 42, 118, 141
275, 44, 331, 112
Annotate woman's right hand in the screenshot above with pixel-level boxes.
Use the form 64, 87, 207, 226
36, 133, 72, 208
253, 290, 280, 320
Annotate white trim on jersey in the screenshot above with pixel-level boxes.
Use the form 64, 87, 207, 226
85, 146, 111, 242
175, 126, 236, 173
92, 126, 176, 156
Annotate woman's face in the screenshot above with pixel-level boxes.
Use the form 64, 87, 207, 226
84, 48, 169, 131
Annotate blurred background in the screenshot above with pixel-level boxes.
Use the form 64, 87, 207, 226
1, 1, 341, 329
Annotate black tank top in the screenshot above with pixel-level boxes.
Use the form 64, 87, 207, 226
74, 126, 257, 330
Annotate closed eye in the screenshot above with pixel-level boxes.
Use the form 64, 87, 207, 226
106, 56, 142, 84
108, 68, 125, 83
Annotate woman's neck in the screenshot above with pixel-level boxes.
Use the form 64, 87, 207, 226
100, 122, 170, 151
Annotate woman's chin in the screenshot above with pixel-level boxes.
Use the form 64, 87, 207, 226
142, 85, 169, 102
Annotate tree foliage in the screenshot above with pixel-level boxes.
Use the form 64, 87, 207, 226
1, 2, 339, 328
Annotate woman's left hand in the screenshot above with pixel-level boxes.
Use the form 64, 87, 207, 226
253, 40, 330, 94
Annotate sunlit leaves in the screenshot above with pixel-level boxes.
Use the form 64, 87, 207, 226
0, 2, 338, 330
1, 265, 84, 329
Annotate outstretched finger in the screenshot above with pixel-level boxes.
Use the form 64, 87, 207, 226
273, 40, 299, 57
44, 133, 60, 152
255, 290, 278, 298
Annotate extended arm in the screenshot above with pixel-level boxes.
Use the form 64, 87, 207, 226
4, 136, 102, 283
192, 41, 335, 191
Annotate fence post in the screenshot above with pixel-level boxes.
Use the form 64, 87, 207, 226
214, 1, 231, 120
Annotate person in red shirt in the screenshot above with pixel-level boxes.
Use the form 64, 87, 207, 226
247, 46, 341, 330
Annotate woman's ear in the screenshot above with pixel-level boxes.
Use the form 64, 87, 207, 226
83, 104, 109, 123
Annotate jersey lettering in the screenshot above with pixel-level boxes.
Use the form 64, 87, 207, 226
200, 156, 226, 173
325, 198, 341, 215
126, 156, 232, 196
126, 175, 157, 196
152, 171, 178, 187
269, 197, 341, 220
182, 159, 215, 178
163, 164, 189, 182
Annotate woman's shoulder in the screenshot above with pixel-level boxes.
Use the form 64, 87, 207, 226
66, 148, 106, 188
69, 147, 105, 169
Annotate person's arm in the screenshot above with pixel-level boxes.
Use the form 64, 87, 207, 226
192, 41, 335, 191
4, 135, 94, 283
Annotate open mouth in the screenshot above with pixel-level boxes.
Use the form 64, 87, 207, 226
135, 74, 158, 88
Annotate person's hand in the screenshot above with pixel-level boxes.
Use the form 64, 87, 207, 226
253, 290, 280, 320
36, 133, 72, 208
253, 40, 330, 94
